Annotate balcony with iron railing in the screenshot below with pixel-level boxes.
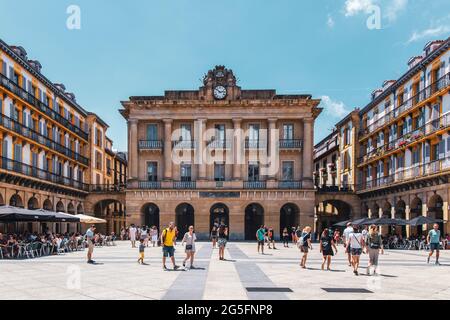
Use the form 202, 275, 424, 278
0, 72, 89, 140
0, 156, 89, 191
89, 184, 126, 193
279, 139, 303, 149
358, 112, 450, 165
172, 140, 196, 149
358, 155, 450, 192
207, 139, 231, 149
245, 139, 266, 149
0, 114, 89, 166
359, 72, 450, 140
139, 140, 163, 150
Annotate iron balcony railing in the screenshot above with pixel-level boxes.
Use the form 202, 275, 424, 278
245, 139, 266, 149
173, 181, 196, 189
358, 112, 450, 164
278, 181, 303, 189
0, 72, 89, 140
360, 72, 450, 138
89, 184, 126, 192
172, 140, 196, 149
358, 155, 450, 192
315, 183, 354, 193
0, 156, 89, 191
0, 114, 89, 166
279, 139, 303, 149
139, 140, 163, 150
243, 181, 267, 189
207, 140, 231, 149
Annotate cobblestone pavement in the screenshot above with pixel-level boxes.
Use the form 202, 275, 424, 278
1, 241, 449, 300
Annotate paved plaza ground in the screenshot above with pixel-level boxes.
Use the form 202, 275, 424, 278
1, 241, 449, 300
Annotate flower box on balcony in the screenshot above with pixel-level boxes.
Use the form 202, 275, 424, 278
398, 140, 407, 148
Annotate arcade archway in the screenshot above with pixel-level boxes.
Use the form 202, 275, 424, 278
210, 203, 230, 233
280, 203, 300, 237
142, 203, 160, 230
27, 197, 39, 210
9, 194, 24, 208
43, 199, 53, 211
175, 203, 195, 240
316, 200, 352, 232
244, 203, 264, 240
428, 194, 444, 231
410, 197, 423, 236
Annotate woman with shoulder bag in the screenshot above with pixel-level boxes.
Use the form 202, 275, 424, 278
181, 226, 197, 269
366, 224, 383, 275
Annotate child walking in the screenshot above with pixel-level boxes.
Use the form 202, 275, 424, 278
138, 239, 146, 265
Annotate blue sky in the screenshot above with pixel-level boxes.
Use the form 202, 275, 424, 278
1, 0, 449, 150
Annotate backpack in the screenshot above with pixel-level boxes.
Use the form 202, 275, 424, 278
369, 235, 381, 249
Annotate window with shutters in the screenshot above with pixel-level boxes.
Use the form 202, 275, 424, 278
146, 124, 158, 141
214, 162, 225, 182
282, 161, 294, 181
95, 151, 102, 170
181, 163, 192, 182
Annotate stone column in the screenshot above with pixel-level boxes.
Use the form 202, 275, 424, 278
444, 201, 450, 234
163, 119, 173, 180
302, 118, 314, 188
129, 119, 138, 180
197, 119, 207, 180
268, 118, 278, 180
422, 203, 428, 233
233, 118, 242, 180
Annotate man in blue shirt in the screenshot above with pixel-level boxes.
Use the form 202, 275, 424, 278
427, 223, 442, 265
85, 225, 96, 264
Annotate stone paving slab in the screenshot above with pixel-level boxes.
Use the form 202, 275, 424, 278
0, 241, 449, 300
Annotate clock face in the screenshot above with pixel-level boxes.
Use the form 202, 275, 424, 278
214, 86, 227, 100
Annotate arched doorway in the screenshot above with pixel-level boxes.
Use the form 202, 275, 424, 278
9, 194, 24, 208
142, 203, 160, 230
94, 199, 125, 235
316, 200, 352, 232
428, 194, 444, 232
395, 200, 407, 236
410, 197, 423, 236
56, 201, 65, 212
244, 203, 264, 240
0, 194, 4, 206
371, 203, 380, 218
77, 203, 84, 214
175, 203, 194, 240
210, 203, 230, 234
382, 201, 392, 218
361, 203, 369, 218
43, 199, 53, 211
27, 197, 39, 210
280, 203, 300, 238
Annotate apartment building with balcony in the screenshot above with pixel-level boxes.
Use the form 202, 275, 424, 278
0, 39, 92, 233
120, 66, 321, 240
357, 38, 450, 235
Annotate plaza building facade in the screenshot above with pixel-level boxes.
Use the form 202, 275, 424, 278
0, 39, 126, 234
121, 66, 321, 240
314, 38, 450, 236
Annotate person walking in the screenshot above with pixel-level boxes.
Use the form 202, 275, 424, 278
150, 226, 158, 247
365, 225, 383, 275
343, 222, 354, 267
282, 227, 290, 248
181, 225, 197, 269
161, 222, 179, 271
129, 224, 137, 248
141, 226, 149, 247
427, 223, 443, 265
120, 227, 126, 241
85, 225, 96, 264
210, 226, 218, 249
218, 224, 228, 260
347, 226, 365, 276
256, 225, 266, 254
267, 227, 277, 249
137, 239, 146, 265
320, 228, 337, 271
298, 226, 312, 269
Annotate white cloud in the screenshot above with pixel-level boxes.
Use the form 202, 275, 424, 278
320, 96, 350, 118
344, 0, 407, 21
327, 14, 335, 28
407, 25, 450, 43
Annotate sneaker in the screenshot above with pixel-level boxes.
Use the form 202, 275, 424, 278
183, 262, 186, 267
190, 265, 195, 269
174, 265, 180, 270
163, 265, 168, 271
435, 261, 441, 266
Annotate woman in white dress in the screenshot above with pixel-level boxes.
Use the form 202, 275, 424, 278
181, 226, 197, 269
150, 226, 158, 247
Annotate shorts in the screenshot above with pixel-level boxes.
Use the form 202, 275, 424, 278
430, 243, 440, 251
258, 240, 265, 245
368, 248, 379, 265
151, 235, 158, 242
87, 241, 94, 254
163, 246, 175, 257
139, 252, 144, 260
322, 249, 334, 257
218, 238, 227, 248
300, 246, 309, 253
351, 248, 362, 256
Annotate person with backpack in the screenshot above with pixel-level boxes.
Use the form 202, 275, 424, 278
347, 226, 365, 276
320, 228, 337, 271
298, 226, 312, 269
365, 224, 383, 275
427, 223, 443, 265
181, 225, 197, 269
161, 222, 179, 271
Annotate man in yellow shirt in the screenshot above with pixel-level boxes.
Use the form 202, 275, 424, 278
161, 221, 179, 270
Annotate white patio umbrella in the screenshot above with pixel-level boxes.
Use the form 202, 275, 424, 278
74, 214, 107, 224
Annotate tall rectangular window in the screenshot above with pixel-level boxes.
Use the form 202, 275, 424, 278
214, 124, 225, 142
181, 163, 192, 182
95, 151, 102, 170
283, 124, 294, 140
147, 162, 158, 181
248, 162, 260, 181
282, 161, 294, 181
249, 124, 260, 141
180, 124, 191, 141
147, 124, 158, 140
214, 162, 225, 181
14, 144, 22, 162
